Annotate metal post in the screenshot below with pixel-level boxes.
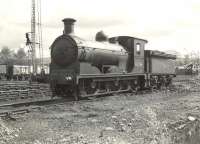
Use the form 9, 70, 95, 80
31, 0, 36, 74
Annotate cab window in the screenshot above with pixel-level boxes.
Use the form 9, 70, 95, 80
136, 43, 141, 55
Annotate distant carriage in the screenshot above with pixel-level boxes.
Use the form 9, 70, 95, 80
0, 64, 49, 82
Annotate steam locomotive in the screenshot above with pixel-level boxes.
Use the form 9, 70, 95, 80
50, 18, 176, 100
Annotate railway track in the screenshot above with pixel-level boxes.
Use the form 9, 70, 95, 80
0, 81, 53, 117
0, 98, 73, 117
0, 88, 156, 118
0, 95, 109, 117
0, 84, 137, 117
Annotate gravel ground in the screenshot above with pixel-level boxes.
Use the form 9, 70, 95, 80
0, 76, 200, 144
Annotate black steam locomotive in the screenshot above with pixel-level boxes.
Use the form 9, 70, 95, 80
50, 18, 176, 100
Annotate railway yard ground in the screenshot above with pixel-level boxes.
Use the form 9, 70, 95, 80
0, 75, 200, 144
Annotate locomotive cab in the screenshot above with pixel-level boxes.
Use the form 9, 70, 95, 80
109, 36, 147, 73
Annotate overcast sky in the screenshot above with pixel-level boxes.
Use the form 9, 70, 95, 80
0, 0, 200, 57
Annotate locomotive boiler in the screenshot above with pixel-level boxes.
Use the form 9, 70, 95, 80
50, 18, 176, 99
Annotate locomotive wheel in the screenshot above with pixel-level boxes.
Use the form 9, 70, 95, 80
106, 81, 118, 92
130, 80, 138, 92
81, 80, 98, 95
88, 82, 98, 94
112, 80, 120, 91
91, 81, 97, 89
150, 76, 160, 90
119, 80, 129, 90
157, 76, 166, 90
165, 76, 172, 87
105, 82, 110, 92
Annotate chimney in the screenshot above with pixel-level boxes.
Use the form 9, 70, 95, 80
62, 18, 76, 35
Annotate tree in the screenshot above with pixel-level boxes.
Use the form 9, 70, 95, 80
176, 58, 184, 66
0, 46, 14, 64
15, 48, 26, 59
183, 54, 190, 65
1, 46, 11, 57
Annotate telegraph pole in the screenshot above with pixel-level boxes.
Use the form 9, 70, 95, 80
30, 0, 43, 74
31, 0, 36, 74
26, 0, 43, 77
